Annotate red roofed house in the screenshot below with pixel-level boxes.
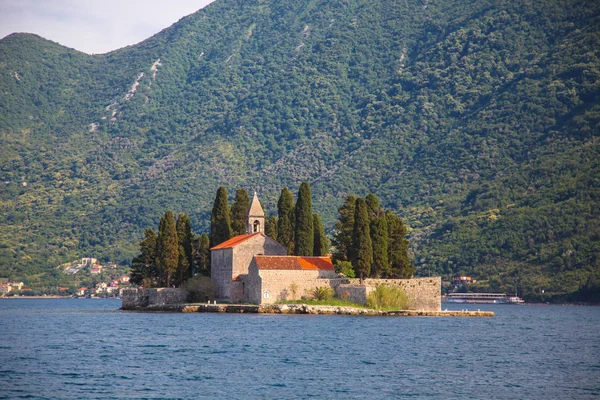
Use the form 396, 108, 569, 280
211, 192, 340, 304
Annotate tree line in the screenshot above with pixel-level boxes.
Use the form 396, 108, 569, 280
130, 183, 413, 287
332, 194, 415, 280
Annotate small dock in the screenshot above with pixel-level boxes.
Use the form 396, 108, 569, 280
125, 303, 494, 316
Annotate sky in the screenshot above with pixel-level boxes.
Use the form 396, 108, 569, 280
0, 0, 216, 54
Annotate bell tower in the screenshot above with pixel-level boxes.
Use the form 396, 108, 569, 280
247, 192, 265, 234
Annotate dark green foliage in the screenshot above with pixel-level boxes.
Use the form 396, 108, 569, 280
182, 275, 215, 303
277, 187, 295, 255
365, 194, 380, 221
335, 260, 356, 279
193, 233, 211, 277
0, 0, 598, 301
157, 211, 179, 287
350, 198, 373, 280
230, 188, 250, 236
210, 187, 233, 247
387, 211, 415, 279
294, 182, 314, 256
370, 214, 390, 278
313, 214, 329, 256
175, 213, 193, 285
332, 195, 356, 262
265, 216, 278, 241
130, 228, 157, 286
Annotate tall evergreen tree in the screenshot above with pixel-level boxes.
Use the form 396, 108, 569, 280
350, 198, 373, 280
193, 233, 211, 277
313, 213, 329, 256
265, 216, 278, 240
176, 213, 193, 285
277, 187, 295, 254
332, 195, 356, 262
130, 228, 157, 286
210, 186, 233, 247
230, 188, 250, 236
294, 182, 314, 256
370, 214, 390, 277
157, 211, 179, 287
365, 193, 380, 221
386, 210, 415, 278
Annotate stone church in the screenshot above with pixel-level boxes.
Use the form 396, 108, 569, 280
210, 193, 341, 304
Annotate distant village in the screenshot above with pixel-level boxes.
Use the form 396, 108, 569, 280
0, 257, 130, 298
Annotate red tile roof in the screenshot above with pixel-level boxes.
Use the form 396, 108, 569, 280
254, 256, 335, 271
210, 233, 261, 250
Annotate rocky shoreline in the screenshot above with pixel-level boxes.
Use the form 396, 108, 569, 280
122, 302, 494, 317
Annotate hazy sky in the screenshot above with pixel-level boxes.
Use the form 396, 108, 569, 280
0, 0, 216, 54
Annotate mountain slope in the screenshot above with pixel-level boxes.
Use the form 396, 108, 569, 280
0, 0, 598, 300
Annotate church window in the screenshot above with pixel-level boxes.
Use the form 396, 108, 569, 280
253, 220, 260, 233
263, 291, 270, 299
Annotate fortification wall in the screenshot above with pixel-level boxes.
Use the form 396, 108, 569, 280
339, 277, 441, 311
121, 288, 188, 310
258, 269, 343, 304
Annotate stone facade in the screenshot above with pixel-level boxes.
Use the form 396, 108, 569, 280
211, 234, 287, 301
121, 288, 188, 310
336, 277, 441, 311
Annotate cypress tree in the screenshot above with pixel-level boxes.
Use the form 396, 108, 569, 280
350, 198, 373, 280
277, 187, 295, 254
230, 188, 250, 236
265, 216, 278, 240
176, 213, 193, 285
193, 233, 211, 277
332, 195, 356, 262
370, 214, 390, 277
386, 210, 415, 278
130, 228, 157, 286
313, 213, 329, 256
210, 186, 233, 247
365, 193, 380, 221
157, 211, 179, 287
294, 182, 314, 256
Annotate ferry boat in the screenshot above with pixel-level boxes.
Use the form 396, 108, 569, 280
444, 292, 524, 304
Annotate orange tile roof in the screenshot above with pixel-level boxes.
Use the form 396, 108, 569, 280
254, 256, 335, 271
210, 233, 261, 250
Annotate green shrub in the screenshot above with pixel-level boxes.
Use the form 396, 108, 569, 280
367, 284, 408, 310
183, 275, 215, 303
335, 261, 355, 278
312, 286, 334, 301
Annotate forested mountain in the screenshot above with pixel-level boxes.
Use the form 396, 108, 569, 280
1, 0, 598, 300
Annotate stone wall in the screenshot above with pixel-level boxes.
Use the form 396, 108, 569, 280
211, 248, 233, 299
339, 277, 441, 311
121, 288, 188, 310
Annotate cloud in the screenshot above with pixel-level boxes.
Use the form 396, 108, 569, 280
0, 0, 215, 54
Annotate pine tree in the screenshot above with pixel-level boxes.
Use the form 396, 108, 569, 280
332, 195, 356, 262
370, 214, 390, 277
193, 233, 211, 277
265, 216, 278, 240
294, 182, 314, 256
157, 211, 179, 287
386, 210, 415, 278
313, 213, 329, 256
230, 188, 250, 236
350, 198, 373, 280
277, 187, 295, 254
130, 228, 157, 286
176, 213, 193, 285
210, 186, 233, 247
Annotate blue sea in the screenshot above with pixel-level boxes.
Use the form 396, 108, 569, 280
0, 299, 598, 399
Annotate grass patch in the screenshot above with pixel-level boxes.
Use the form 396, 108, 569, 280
367, 284, 408, 310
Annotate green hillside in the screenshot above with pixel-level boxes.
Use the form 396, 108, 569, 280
1, 0, 599, 301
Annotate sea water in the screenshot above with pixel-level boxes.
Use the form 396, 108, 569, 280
0, 299, 598, 399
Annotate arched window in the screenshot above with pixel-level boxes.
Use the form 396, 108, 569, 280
253, 220, 260, 233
